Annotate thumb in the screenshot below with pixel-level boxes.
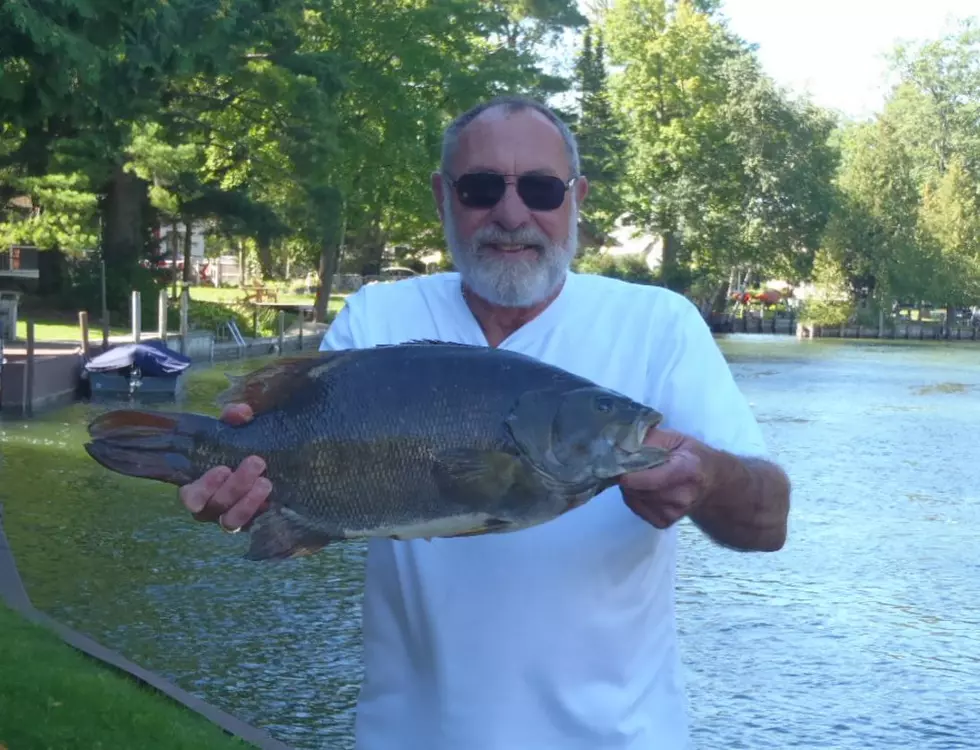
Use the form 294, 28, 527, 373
221, 403, 254, 425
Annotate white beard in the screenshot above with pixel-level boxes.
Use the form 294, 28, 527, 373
442, 191, 578, 308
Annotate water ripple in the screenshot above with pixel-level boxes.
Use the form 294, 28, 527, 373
2, 341, 979, 748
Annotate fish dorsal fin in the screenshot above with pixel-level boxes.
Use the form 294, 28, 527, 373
379, 339, 489, 349
215, 351, 350, 416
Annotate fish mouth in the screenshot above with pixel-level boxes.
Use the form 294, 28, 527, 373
610, 408, 668, 472
619, 408, 662, 454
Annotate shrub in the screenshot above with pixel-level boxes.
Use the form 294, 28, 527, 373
573, 253, 659, 285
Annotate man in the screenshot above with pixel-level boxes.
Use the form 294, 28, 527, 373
179, 96, 790, 749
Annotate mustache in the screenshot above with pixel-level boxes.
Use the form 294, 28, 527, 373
470, 225, 551, 250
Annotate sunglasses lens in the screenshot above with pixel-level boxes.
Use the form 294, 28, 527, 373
517, 175, 568, 211
452, 173, 570, 211
454, 173, 506, 208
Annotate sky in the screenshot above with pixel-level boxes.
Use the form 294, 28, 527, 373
577, 0, 977, 120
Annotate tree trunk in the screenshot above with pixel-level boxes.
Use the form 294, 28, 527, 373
99, 166, 150, 313
710, 280, 729, 315
256, 235, 274, 279
660, 231, 682, 291
170, 220, 180, 299
102, 167, 148, 266
726, 266, 739, 298
182, 217, 193, 285
945, 304, 956, 339
314, 202, 347, 324
36, 249, 67, 297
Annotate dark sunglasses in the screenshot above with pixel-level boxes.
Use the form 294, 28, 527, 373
448, 172, 578, 212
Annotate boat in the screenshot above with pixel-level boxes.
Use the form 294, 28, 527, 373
82, 340, 191, 400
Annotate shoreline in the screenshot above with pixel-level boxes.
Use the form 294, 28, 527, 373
0, 503, 293, 749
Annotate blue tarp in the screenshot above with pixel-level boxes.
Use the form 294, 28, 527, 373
84, 340, 191, 377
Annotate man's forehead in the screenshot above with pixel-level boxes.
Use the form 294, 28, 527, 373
452, 106, 569, 174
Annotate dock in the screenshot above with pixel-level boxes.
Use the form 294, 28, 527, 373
0, 323, 327, 417
0, 339, 86, 416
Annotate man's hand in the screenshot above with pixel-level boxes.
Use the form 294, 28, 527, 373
619, 427, 790, 551
618, 428, 713, 530
178, 403, 272, 533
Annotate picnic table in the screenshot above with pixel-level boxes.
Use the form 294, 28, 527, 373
241, 284, 279, 303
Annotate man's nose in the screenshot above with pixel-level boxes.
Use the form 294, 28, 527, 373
490, 178, 532, 230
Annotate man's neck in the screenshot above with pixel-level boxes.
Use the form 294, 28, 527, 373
462, 279, 565, 348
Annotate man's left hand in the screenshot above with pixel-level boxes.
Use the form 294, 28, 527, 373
619, 428, 716, 529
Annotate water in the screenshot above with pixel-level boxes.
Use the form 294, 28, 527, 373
1, 336, 978, 749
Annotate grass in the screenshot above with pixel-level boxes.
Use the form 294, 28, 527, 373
10, 284, 348, 342
15, 320, 131, 342
0, 602, 253, 750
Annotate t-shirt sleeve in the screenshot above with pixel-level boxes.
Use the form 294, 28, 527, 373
319, 290, 364, 351
652, 300, 769, 459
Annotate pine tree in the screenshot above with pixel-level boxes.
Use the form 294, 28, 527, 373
572, 25, 626, 246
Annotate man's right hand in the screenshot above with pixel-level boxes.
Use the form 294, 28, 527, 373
178, 403, 273, 533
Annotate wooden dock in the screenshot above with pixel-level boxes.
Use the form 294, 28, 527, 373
0, 339, 86, 416
0, 326, 328, 417
709, 311, 980, 341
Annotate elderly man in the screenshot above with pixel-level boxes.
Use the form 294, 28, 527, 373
179, 96, 790, 749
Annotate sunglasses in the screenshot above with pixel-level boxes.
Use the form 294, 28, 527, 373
447, 171, 577, 212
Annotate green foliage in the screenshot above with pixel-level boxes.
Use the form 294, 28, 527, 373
3, 0, 975, 323
598, 0, 839, 290
796, 248, 856, 327
55, 255, 165, 323
919, 155, 980, 305
821, 16, 980, 313
168, 298, 251, 336
573, 251, 660, 285
571, 25, 626, 243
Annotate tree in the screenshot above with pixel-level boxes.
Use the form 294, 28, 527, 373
572, 25, 626, 245
919, 155, 980, 320
600, 0, 838, 304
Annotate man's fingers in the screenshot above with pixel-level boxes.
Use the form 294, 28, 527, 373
180, 465, 232, 515
219, 478, 273, 532
220, 403, 254, 425
205, 455, 267, 518
624, 489, 696, 530
625, 495, 674, 528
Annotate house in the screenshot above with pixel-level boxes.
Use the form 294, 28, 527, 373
0, 245, 40, 282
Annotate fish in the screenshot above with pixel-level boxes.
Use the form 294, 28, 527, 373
83, 340, 670, 562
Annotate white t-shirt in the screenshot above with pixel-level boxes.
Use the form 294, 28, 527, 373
319, 270, 768, 750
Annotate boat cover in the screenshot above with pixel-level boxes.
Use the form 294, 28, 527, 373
84, 340, 191, 377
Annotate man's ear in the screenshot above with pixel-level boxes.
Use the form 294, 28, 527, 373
575, 174, 589, 206
432, 171, 446, 221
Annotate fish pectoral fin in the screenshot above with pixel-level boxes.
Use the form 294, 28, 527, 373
215, 351, 351, 416
244, 509, 337, 562
432, 448, 524, 506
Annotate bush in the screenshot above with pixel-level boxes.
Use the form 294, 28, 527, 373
166, 298, 301, 338
60, 256, 166, 326
573, 253, 659, 285
797, 298, 855, 327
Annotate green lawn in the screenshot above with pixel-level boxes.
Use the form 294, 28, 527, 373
190, 285, 348, 313
0, 602, 253, 750
10, 286, 348, 342
15, 321, 131, 343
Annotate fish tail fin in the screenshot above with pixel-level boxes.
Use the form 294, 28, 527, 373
84, 409, 220, 486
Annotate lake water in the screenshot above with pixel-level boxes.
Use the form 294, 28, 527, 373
1, 335, 978, 749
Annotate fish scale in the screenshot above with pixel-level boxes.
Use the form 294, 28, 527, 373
83, 341, 670, 561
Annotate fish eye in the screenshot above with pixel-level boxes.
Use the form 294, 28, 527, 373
595, 396, 614, 413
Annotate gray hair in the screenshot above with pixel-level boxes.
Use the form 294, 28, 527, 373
439, 96, 581, 177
